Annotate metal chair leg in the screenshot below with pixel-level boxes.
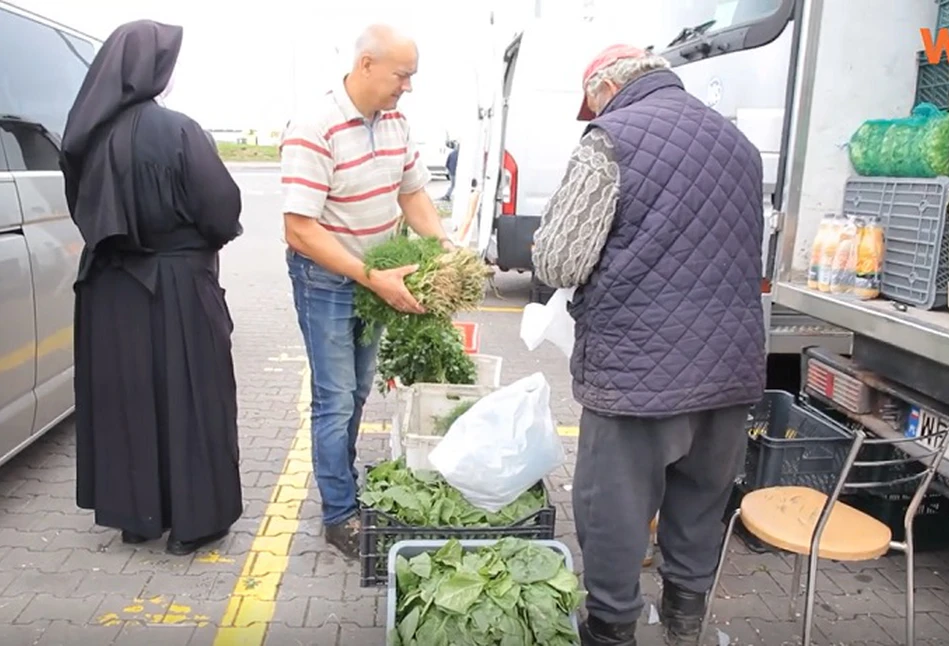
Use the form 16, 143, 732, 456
801, 548, 820, 646
906, 527, 916, 646
789, 554, 803, 620
698, 508, 741, 645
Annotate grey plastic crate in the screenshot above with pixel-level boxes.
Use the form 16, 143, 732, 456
939, 0, 949, 30
386, 539, 580, 640
842, 176, 949, 309
915, 50, 949, 111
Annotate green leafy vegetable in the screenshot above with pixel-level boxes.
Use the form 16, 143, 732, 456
431, 399, 479, 436
360, 459, 546, 528
376, 316, 476, 394
389, 538, 584, 646
354, 236, 492, 345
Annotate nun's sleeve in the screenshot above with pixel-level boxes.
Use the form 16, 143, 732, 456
203, 129, 217, 150
179, 119, 243, 247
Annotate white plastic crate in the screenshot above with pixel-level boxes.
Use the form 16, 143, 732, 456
472, 354, 503, 388
395, 382, 497, 470
388, 354, 502, 461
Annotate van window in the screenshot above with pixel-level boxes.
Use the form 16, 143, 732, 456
661, 0, 793, 66
0, 8, 94, 142
1, 119, 60, 172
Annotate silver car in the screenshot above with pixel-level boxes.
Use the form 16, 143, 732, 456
0, 3, 99, 466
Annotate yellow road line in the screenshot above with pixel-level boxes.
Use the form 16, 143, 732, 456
476, 305, 524, 313
212, 369, 312, 645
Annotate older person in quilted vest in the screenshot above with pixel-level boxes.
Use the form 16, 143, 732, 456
532, 45, 766, 646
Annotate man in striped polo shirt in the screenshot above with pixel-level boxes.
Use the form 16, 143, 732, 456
281, 24, 453, 559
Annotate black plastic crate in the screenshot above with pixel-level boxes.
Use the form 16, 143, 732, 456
358, 478, 556, 587
849, 490, 949, 551
742, 391, 854, 493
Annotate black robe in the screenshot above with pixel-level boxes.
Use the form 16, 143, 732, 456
60, 21, 243, 541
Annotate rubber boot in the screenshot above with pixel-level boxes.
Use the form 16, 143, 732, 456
579, 614, 637, 646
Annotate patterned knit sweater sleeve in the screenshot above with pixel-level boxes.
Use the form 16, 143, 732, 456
531, 127, 620, 289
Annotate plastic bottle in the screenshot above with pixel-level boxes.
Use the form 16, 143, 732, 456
817, 215, 844, 292
808, 214, 835, 289
829, 217, 858, 294
852, 217, 884, 300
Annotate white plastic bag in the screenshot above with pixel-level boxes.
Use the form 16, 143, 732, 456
428, 372, 566, 512
519, 287, 576, 358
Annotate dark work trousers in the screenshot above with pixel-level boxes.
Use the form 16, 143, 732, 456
573, 404, 749, 624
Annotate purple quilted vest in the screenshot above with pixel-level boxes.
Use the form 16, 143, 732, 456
569, 69, 766, 417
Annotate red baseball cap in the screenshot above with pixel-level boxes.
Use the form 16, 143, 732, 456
577, 44, 648, 121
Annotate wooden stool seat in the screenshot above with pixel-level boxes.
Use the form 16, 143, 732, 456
739, 486, 892, 561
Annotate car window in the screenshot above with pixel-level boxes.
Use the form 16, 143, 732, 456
0, 7, 94, 143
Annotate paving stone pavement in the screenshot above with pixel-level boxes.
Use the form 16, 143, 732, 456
0, 169, 945, 644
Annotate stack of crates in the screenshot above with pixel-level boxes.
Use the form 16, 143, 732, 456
914, 0, 949, 110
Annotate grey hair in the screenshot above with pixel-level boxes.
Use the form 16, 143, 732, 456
585, 54, 671, 95
354, 25, 390, 64
353, 24, 415, 65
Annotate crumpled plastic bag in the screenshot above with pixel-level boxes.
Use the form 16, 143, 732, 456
428, 372, 566, 512
519, 287, 576, 358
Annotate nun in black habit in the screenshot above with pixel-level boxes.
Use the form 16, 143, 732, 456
61, 20, 244, 555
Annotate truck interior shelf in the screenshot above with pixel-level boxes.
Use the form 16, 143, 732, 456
775, 282, 949, 368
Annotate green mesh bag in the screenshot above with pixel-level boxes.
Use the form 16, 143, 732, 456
848, 103, 949, 177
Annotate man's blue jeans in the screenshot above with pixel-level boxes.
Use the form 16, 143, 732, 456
286, 250, 380, 526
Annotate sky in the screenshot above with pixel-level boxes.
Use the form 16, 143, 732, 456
12, 0, 711, 134
13, 0, 533, 134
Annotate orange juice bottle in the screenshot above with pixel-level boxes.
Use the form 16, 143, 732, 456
808, 214, 835, 289
853, 217, 884, 300
829, 217, 857, 294
817, 215, 844, 292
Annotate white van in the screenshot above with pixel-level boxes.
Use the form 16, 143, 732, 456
478, 6, 791, 292
477, 17, 681, 294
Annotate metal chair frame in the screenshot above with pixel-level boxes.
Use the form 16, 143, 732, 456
698, 423, 949, 646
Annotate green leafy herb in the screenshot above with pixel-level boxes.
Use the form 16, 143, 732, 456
375, 317, 476, 394
431, 400, 478, 436
360, 459, 546, 528
354, 236, 492, 345
388, 538, 584, 646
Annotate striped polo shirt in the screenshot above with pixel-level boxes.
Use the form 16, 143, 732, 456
280, 79, 431, 259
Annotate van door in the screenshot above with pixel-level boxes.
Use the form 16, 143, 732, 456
0, 7, 95, 438
0, 137, 37, 460
4, 118, 82, 436
477, 32, 522, 259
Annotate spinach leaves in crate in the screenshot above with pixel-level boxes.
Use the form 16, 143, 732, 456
390, 538, 583, 646
360, 459, 545, 527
